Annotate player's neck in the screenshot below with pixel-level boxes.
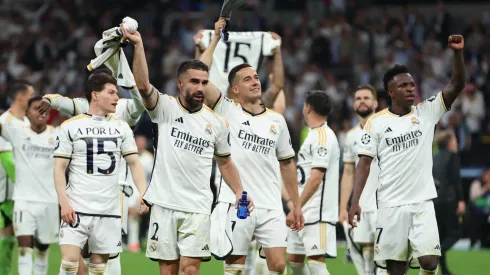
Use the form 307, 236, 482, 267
87, 105, 109, 117
30, 123, 47, 134
359, 113, 374, 128
240, 100, 264, 115
307, 115, 326, 129
9, 103, 25, 120
389, 104, 412, 116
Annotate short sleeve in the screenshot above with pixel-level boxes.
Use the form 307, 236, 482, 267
54, 125, 73, 159
0, 124, 23, 145
417, 91, 450, 124
121, 123, 138, 157
211, 94, 241, 119
356, 127, 378, 159
343, 133, 355, 164
147, 93, 173, 123
276, 117, 295, 161
214, 118, 231, 157
114, 99, 139, 126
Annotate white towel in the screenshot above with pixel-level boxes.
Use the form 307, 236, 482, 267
87, 25, 136, 89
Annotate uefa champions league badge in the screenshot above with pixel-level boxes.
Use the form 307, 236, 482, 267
361, 133, 371, 145
205, 124, 213, 135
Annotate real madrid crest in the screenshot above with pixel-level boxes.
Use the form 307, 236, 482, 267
149, 241, 157, 252
411, 116, 420, 125
205, 124, 213, 135
270, 124, 277, 135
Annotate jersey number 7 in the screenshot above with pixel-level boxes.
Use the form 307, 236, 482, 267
81, 138, 117, 175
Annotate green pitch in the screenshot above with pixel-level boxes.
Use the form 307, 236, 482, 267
11, 245, 490, 274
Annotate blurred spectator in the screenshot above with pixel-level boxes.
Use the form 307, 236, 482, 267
469, 169, 490, 249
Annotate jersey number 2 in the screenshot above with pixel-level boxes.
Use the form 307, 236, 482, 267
82, 138, 117, 175
223, 42, 252, 72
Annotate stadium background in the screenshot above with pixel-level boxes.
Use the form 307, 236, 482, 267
1, 0, 489, 273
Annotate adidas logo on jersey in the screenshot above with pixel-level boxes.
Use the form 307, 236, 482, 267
117, 241, 122, 247
434, 244, 440, 250
201, 245, 209, 251
311, 245, 318, 250
242, 121, 250, 126
175, 117, 183, 123
385, 127, 393, 133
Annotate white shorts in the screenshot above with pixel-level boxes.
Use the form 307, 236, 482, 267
210, 202, 233, 259
146, 205, 211, 261
229, 207, 288, 256
59, 214, 122, 254
287, 222, 337, 258
354, 210, 377, 244
374, 200, 441, 268
13, 200, 59, 244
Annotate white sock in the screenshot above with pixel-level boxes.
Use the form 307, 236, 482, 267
104, 256, 121, 275
18, 247, 33, 275
289, 261, 309, 275
419, 267, 438, 275
244, 240, 257, 275
224, 264, 245, 275
34, 248, 49, 275
376, 268, 388, 275
88, 263, 106, 275
362, 246, 375, 274
306, 260, 330, 275
59, 260, 79, 275
127, 216, 140, 246
256, 255, 269, 275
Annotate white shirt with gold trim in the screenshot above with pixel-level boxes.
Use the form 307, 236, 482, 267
357, 91, 449, 208
212, 95, 295, 210
142, 94, 231, 215
297, 123, 340, 224
54, 114, 137, 216
343, 124, 380, 212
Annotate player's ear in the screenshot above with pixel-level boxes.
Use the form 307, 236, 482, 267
374, 100, 379, 111
177, 78, 183, 90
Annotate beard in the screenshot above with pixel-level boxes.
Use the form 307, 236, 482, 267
185, 91, 204, 109
355, 106, 374, 118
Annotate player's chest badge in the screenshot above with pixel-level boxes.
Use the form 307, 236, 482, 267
205, 124, 213, 135
411, 116, 420, 126
270, 124, 277, 135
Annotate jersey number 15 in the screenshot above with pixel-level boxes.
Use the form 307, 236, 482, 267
223, 42, 252, 72
82, 138, 117, 175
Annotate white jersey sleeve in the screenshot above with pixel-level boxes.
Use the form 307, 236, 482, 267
416, 91, 450, 124
214, 118, 231, 157
0, 124, 20, 143
114, 99, 139, 127
356, 125, 379, 159
147, 93, 172, 122
342, 133, 355, 164
276, 116, 295, 161
121, 123, 138, 157
44, 94, 89, 116
54, 123, 73, 159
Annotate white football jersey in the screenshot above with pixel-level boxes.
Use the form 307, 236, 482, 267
54, 114, 137, 216
213, 95, 295, 209
297, 123, 340, 224
343, 124, 380, 212
0, 110, 30, 202
358, 91, 449, 208
142, 94, 231, 215
1, 125, 58, 203
200, 30, 281, 94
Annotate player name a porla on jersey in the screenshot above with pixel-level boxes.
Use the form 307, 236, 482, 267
75, 126, 122, 136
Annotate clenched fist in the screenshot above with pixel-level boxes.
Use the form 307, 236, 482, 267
448, 35, 464, 50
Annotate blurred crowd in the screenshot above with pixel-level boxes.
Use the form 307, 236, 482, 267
0, 0, 489, 241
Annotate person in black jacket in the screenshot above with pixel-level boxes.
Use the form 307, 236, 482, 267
433, 130, 466, 275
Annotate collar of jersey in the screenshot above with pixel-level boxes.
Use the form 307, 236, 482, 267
84, 113, 111, 120
177, 97, 203, 114
387, 106, 414, 117
242, 106, 267, 117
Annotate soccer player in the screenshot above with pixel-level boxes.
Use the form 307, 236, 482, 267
40, 73, 146, 275
0, 96, 57, 275
0, 80, 33, 275
121, 26, 253, 275
349, 35, 466, 275
54, 72, 149, 275
286, 91, 339, 275
199, 18, 304, 275
339, 85, 383, 275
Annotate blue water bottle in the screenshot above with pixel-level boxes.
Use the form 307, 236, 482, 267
237, 191, 249, 219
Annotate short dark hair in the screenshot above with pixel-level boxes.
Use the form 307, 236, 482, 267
305, 90, 331, 116
356, 84, 377, 98
177, 60, 209, 78
7, 80, 32, 100
27, 96, 43, 109
85, 71, 117, 103
382, 64, 409, 92
228, 64, 252, 86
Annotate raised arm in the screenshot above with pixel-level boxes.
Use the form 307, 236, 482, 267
442, 35, 466, 107
120, 26, 159, 110
200, 18, 226, 107
41, 94, 77, 116
348, 156, 372, 227
193, 30, 206, 59
262, 33, 284, 109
